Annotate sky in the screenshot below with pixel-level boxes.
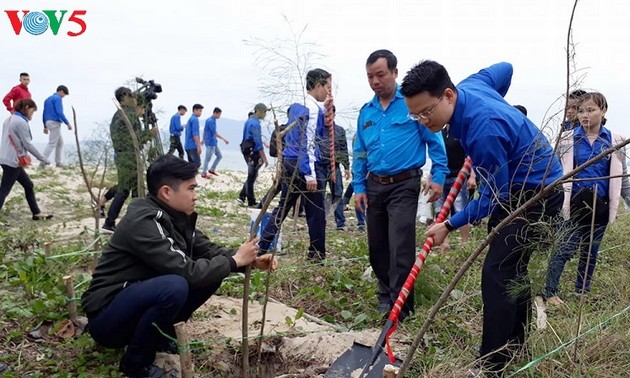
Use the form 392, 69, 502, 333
1, 0, 629, 147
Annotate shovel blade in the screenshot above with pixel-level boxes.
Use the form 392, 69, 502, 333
325, 341, 401, 378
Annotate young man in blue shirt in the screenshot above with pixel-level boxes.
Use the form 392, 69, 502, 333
238, 103, 269, 206
41, 85, 72, 169
202, 107, 229, 178
258, 69, 331, 262
401, 60, 563, 376
353, 50, 449, 320
184, 104, 203, 166
167, 105, 187, 159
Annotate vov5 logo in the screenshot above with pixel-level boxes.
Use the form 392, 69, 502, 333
5, 10, 87, 37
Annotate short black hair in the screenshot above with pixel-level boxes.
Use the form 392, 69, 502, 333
400, 60, 456, 98
213, 107, 222, 114
20, 72, 29, 78
569, 89, 587, 100
192, 104, 204, 111
114, 87, 132, 102
513, 105, 527, 116
366, 49, 397, 70
57, 85, 69, 95
146, 154, 199, 196
177, 105, 187, 111
248, 111, 254, 118
306, 68, 331, 91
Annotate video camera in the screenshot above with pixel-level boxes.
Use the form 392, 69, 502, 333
133, 77, 164, 158
134, 77, 162, 103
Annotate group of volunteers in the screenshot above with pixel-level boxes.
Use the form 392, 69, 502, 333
3, 46, 626, 377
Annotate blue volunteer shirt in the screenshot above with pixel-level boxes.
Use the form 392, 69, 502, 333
204, 117, 218, 147
169, 113, 184, 136
242, 117, 263, 152
42, 93, 70, 127
448, 62, 563, 229
352, 86, 448, 194
184, 115, 200, 150
572, 125, 612, 198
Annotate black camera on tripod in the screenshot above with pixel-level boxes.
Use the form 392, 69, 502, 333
133, 78, 164, 158
134, 77, 162, 103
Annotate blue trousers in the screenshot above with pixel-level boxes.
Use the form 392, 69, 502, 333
544, 220, 607, 296
87, 275, 219, 371
343, 182, 366, 227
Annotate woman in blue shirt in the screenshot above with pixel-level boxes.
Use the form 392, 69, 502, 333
544, 92, 624, 304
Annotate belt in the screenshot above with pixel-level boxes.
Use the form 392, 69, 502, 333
368, 168, 422, 185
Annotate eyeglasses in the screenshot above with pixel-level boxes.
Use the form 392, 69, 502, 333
408, 94, 443, 121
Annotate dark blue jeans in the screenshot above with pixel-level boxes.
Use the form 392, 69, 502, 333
544, 220, 607, 296
332, 167, 346, 228
259, 159, 326, 259
343, 182, 366, 227
87, 275, 219, 371
186, 148, 201, 167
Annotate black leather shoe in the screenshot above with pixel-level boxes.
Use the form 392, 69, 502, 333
156, 340, 178, 354
32, 214, 53, 221
120, 362, 174, 378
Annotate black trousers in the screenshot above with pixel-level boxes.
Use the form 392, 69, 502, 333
0, 164, 41, 215
239, 156, 262, 206
259, 159, 326, 259
167, 136, 184, 159
480, 189, 562, 371
366, 175, 421, 318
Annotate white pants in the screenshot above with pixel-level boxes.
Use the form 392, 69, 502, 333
43, 121, 64, 165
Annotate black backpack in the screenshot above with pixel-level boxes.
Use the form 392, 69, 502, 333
240, 139, 255, 158
269, 124, 287, 158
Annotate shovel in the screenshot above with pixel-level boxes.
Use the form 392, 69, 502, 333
325, 158, 473, 378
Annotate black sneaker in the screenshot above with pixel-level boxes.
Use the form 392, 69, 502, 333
119, 362, 175, 378
156, 340, 178, 354
101, 223, 116, 235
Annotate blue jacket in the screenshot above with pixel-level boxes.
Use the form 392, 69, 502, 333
169, 113, 184, 136
42, 93, 70, 127
204, 117, 218, 147
448, 62, 563, 228
184, 115, 200, 150
241, 117, 263, 152
283, 94, 324, 181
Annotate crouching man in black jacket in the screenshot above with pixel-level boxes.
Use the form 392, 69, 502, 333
81, 154, 277, 378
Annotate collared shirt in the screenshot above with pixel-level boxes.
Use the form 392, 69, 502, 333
169, 113, 184, 136
242, 117, 263, 152
42, 93, 70, 127
448, 62, 563, 229
184, 115, 200, 150
572, 125, 612, 198
204, 117, 218, 147
352, 86, 448, 194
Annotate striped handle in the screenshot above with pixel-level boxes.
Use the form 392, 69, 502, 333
325, 87, 335, 182
385, 157, 473, 362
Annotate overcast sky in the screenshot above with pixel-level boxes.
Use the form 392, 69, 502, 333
1, 0, 628, 145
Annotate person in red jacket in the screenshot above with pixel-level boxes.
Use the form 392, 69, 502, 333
3, 73, 31, 114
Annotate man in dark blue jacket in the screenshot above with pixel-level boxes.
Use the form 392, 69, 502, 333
167, 105, 187, 159
402, 60, 563, 376
258, 68, 331, 262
